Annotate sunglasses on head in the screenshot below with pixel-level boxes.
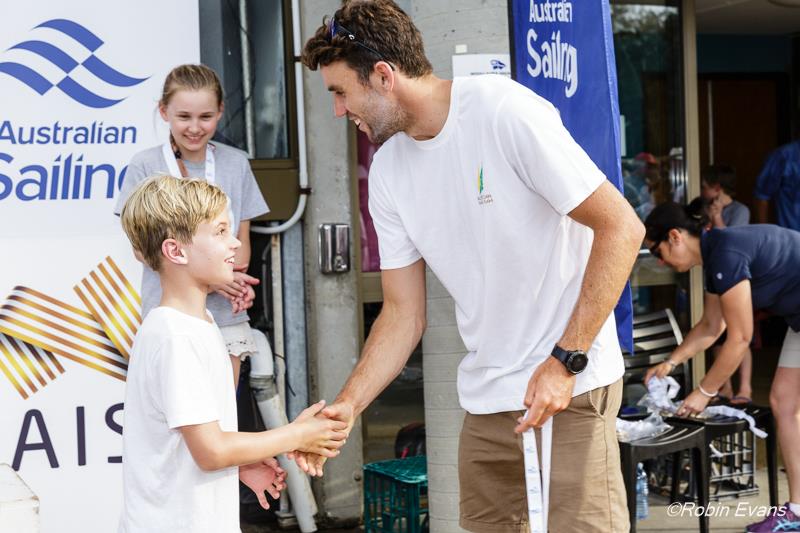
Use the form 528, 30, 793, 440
326, 16, 395, 70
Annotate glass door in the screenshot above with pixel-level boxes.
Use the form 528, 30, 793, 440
612, 1, 692, 331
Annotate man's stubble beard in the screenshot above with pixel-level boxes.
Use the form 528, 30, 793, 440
364, 90, 410, 145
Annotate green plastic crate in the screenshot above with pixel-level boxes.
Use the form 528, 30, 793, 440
363, 456, 429, 533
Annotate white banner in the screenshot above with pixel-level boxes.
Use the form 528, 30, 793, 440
0, 1, 199, 531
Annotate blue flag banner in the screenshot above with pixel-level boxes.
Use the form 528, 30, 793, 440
508, 0, 634, 353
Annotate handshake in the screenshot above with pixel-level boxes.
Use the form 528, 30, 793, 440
239, 399, 354, 510
287, 399, 355, 476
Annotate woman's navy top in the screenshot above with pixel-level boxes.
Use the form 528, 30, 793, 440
701, 224, 800, 332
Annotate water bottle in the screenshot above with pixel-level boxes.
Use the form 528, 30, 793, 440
636, 462, 649, 520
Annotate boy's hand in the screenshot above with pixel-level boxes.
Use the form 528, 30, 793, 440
239, 458, 287, 510
291, 400, 348, 457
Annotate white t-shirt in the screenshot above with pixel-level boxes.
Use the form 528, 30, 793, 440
119, 307, 239, 533
368, 75, 624, 415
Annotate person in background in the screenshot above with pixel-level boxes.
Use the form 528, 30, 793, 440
701, 164, 750, 228
754, 139, 800, 231
642, 202, 800, 533
115, 64, 269, 385
624, 152, 658, 212
635, 155, 672, 221
117, 175, 347, 533
694, 165, 752, 403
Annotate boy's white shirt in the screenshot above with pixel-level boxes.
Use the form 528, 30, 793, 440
119, 306, 239, 533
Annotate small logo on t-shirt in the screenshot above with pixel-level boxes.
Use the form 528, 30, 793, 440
477, 165, 493, 205
716, 273, 723, 280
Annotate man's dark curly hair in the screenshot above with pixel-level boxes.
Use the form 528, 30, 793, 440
302, 0, 433, 84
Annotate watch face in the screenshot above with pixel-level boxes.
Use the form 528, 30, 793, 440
567, 352, 589, 374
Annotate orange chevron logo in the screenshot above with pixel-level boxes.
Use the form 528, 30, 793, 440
0, 256, 140, 399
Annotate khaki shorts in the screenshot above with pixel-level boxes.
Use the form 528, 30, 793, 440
458, 379, 629, 533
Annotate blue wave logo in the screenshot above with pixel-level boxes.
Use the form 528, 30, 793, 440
0, 19, 148, 108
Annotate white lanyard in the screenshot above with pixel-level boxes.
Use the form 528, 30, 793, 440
523, 418, 552, 533
161, 141, 235, 231
162, 141, 217, 183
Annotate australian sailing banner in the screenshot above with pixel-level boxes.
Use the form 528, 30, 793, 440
509, 0, 634, 353
0, 1, 199, 530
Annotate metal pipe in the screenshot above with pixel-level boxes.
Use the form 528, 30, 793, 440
281, 222, 309, 421
239, 0, 256, 157
270, 234, 285, 402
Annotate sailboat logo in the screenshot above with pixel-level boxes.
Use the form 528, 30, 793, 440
0, 19, 149, 108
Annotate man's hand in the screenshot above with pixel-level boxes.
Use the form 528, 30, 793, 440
321, 401, 356, 433
676, 388, 712, 417
288, 450, 327, 477
289, 401, 356, 477
239, 458, 287, 510
514, 357, 576, 432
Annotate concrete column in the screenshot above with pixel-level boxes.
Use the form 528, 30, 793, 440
299, 1, 363, 524
421, 271, 468, 533
408, 2, 509, 532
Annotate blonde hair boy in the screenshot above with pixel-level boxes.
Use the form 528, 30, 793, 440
120, 174, 228, 271
117, 174, 346, 533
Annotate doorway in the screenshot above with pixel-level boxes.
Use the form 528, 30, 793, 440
698, 74, 791, 210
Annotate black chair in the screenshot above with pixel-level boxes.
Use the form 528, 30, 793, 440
619, 424, 710, 533
619, 309, 709, 532
668, 404, 779, 506
622, 309, 691, 410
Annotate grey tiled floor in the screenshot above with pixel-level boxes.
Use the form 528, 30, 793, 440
242, 467, 788, 532
637, 467, 790, 532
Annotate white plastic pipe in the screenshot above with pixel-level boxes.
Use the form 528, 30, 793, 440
249, 329, 318, 532
249, 328, 275, 378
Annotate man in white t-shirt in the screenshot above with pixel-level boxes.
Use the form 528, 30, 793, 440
299, 2, 644, 532
117, 175, 349, 532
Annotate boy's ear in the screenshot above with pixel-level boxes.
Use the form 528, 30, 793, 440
161, 239, 188, 265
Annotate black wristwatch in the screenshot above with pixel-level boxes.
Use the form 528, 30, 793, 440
550, 344, 589, 375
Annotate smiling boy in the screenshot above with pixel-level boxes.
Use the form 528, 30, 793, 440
117, 175, 347, 532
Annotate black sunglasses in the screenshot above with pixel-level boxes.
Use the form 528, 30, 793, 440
648, 241, 663, 260
326, 16, 395, 70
